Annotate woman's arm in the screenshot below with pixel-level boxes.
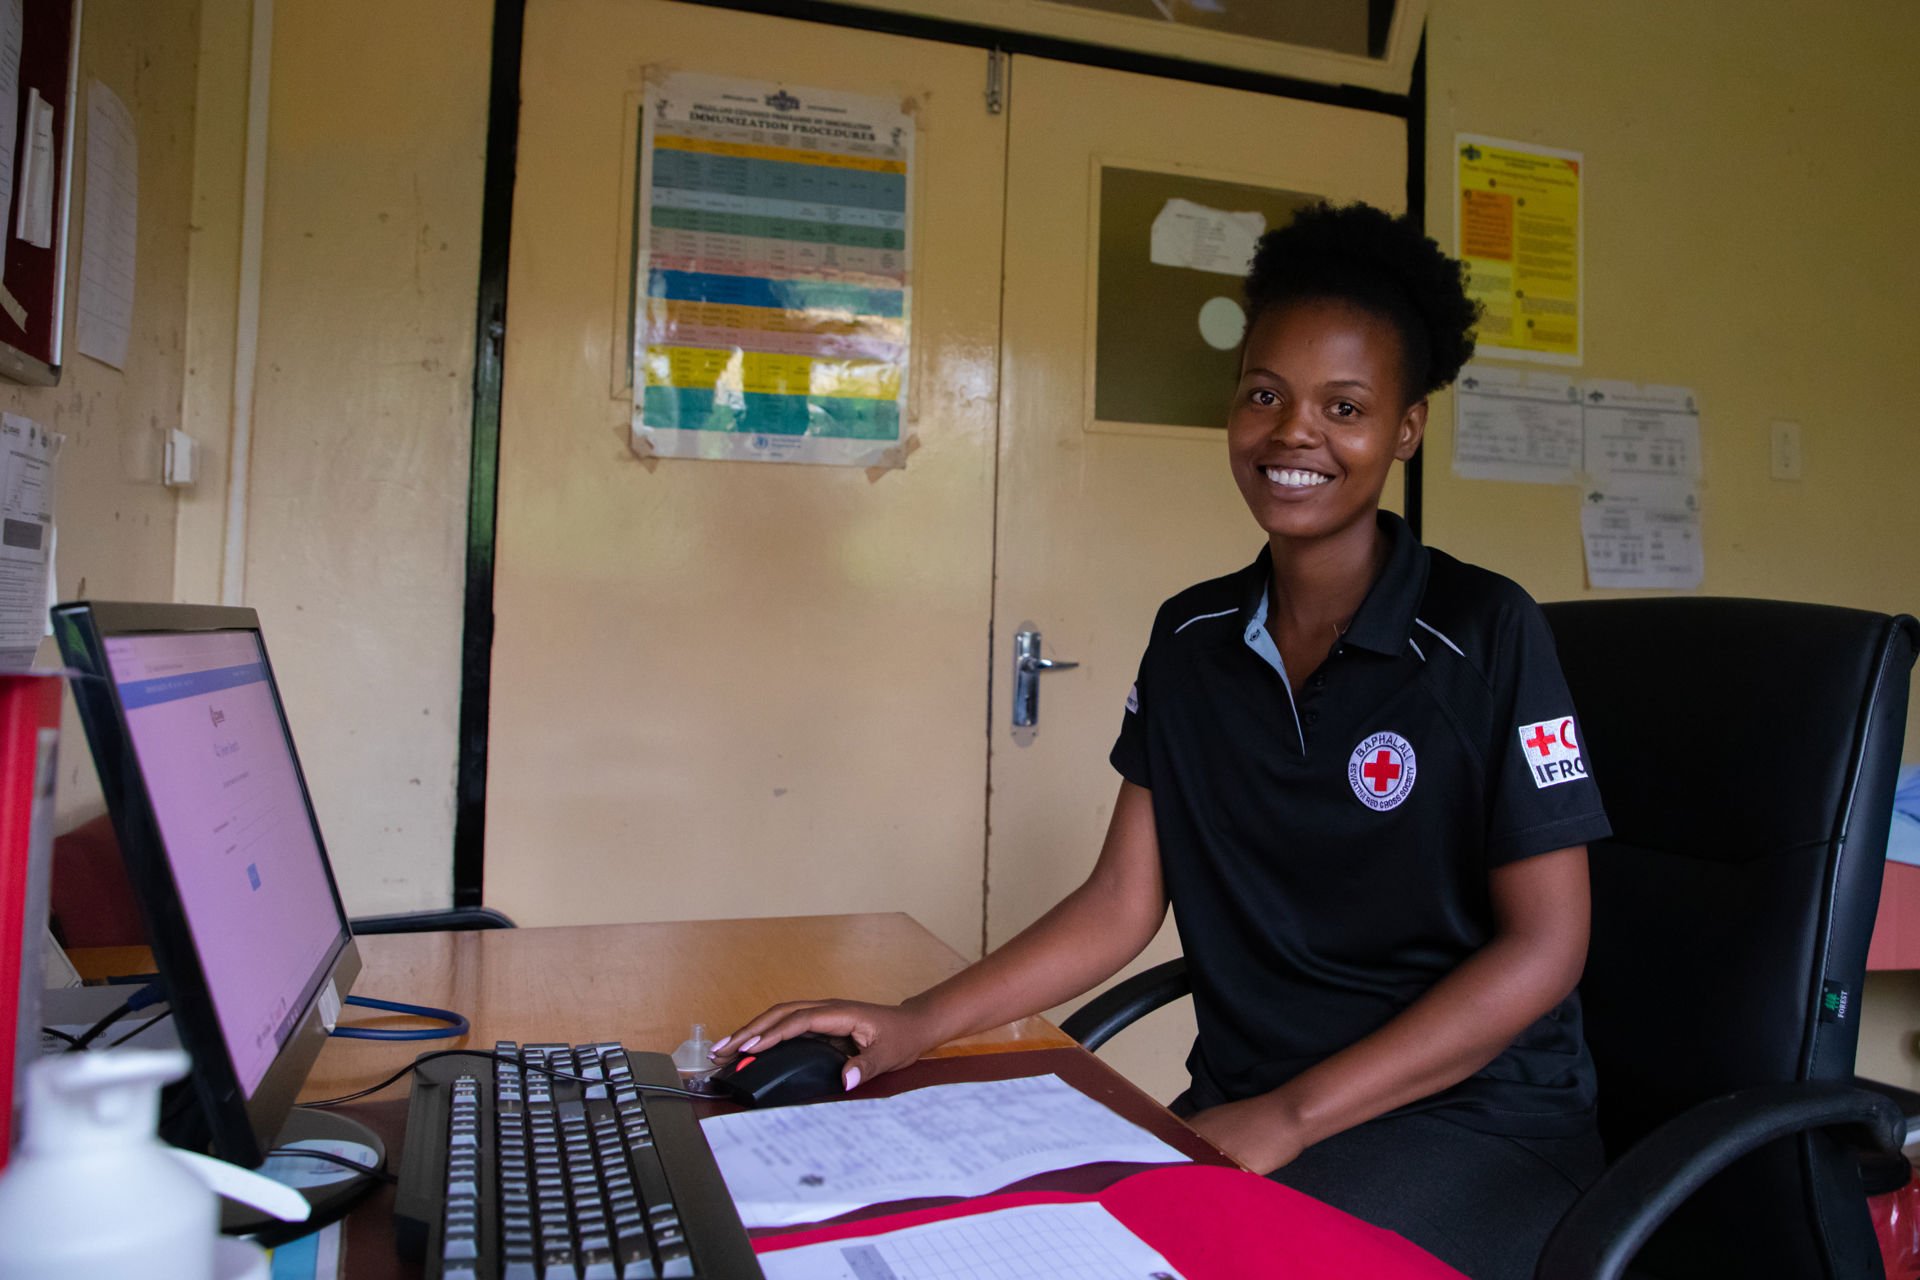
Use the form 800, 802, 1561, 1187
716, 780, 1169, 1090
1188, 845, 1590, 1173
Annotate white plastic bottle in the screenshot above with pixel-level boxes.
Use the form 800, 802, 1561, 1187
0, 1050, 226, 1280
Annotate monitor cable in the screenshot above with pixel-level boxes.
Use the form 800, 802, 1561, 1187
328, 994, 470, 1041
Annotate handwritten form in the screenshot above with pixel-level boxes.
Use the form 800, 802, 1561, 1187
759, 1203, 1187, 1280
701, 1075, 1188, 1227
77, 80, 137, 369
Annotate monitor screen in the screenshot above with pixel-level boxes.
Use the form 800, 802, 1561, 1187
101, 629, 346, 1096
54, 600, 361, 1165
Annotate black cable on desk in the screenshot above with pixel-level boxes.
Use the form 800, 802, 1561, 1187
302, 1048, 713, 1109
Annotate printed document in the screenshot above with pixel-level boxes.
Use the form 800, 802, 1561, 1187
702, 1074, 1188, 1227
758, 1202, 1186, 1280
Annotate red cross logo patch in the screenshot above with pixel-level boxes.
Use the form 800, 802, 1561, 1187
1518, 716, 1587, 788
1347, 731, 1417, 812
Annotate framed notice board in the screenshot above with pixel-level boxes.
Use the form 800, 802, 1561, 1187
0, 0, 78, 386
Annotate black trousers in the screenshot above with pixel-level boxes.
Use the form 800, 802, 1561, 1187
1173, 1095, 1604, 1280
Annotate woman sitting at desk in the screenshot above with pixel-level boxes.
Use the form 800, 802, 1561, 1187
716, 203, 1611, 1280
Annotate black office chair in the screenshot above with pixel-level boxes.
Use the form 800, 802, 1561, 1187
1062, 598, 1920, 1280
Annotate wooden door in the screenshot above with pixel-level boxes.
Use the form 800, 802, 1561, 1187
486, 0, 1007, 956
987, 57, 1407, 1098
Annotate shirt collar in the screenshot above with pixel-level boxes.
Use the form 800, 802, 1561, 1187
1236, 511, 1430, 658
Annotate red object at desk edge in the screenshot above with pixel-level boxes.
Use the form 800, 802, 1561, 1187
753, 1164, 1467, 1280
0, 676, 61, 1171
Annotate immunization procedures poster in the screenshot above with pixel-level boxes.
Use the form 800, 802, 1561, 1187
632, 72, 914, 467
1455, 135, 1582, 365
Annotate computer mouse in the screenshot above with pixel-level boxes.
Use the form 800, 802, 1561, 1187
714, 1033, 853, 1108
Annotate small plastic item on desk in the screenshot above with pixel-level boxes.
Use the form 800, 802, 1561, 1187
672, 1022, 720, 1087
0, 1049, 306, 1280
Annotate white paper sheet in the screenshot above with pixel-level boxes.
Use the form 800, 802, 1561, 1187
0, 411, 55, 668
1582, 380, 1700, 483
1451, 363, 1585, 483
16, 86, 56, 248
701, 1074, 1188, 1228
1149, 197, 1264, 276
758, 1202, 1186, 1280
0, 0, 23, 236
1580, 478, 1702, 590
76, 80, 137, 370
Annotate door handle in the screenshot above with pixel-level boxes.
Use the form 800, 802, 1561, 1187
1013, 627, 1079, 732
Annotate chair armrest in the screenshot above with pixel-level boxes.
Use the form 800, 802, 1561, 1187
350, 907, 518, 935
1060, 958, 1189, 1051
1537, 1081, 1905, 1280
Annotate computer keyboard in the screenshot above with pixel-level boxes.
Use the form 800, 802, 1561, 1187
395, 1040, 763, 1279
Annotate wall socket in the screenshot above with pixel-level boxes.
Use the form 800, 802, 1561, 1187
1770, 420, 1803, 481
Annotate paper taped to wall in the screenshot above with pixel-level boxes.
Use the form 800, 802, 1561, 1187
0, 412, 58, 669
1582, 380, 1700, 483
76, 80, 138, 371
1148, 198, 1265, 276
1452, 363, 1584, 483
1580, 478, 1702, 590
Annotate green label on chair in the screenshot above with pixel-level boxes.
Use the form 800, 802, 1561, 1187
1821, 980, 1850, 1023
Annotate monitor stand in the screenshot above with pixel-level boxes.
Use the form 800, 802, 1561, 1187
218, 1109, 387, 1242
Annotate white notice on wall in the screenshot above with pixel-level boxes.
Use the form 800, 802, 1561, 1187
1580, 479, 1702, 591
16, 87, 56, 248
76, 80, 138, 370
1149, 198, 1265, 276
1452, 363, 1584, 483
0, 412, 58, 669
1582, 380, 1700, 483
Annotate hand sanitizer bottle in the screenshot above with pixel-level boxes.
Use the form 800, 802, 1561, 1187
0, 1050, 292, 1280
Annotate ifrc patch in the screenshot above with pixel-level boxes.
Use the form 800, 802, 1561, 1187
1518, 716, 1588, 789
1125, 684, 1139, 714
1348, 731, 1416, 811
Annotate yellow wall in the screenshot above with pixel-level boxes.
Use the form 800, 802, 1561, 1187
41, 0, 200, 827
50, 0, 1920, 1071
233, 0, 490, 913
1425, 0, 1920, 1084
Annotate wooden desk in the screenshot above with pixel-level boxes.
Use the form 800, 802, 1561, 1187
304, 913, 1136, 1277
304, 912, 1073, 1102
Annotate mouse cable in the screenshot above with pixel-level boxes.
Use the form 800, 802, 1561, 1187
106, 1007, 175, 1048
328, 994, 470, 1041
300, 1048, 714, 1109
262, 1146, 398, 1185
65, 979, 170, 1052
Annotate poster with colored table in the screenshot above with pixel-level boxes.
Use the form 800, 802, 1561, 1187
632, 71, 913, 468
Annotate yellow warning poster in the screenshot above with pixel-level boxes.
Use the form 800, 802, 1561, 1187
1455, 135, 1583, 365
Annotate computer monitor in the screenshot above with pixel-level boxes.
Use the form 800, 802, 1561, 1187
51, 600, 362, 1167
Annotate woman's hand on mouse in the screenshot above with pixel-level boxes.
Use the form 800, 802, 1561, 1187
712, 999, 940, 1092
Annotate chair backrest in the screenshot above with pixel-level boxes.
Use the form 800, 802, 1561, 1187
1542, 597, 1919, 1279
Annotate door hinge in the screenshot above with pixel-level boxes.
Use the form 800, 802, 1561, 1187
984, 48, 1005, 115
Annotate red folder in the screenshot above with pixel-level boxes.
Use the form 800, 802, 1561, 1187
754, 1163, 1469, 1279
0, 675, 61, 1168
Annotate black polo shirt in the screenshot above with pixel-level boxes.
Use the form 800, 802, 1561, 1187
1111, 512, 1611, 1138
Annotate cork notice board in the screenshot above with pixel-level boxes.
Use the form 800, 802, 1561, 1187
0, 0, 79, 386
1091, 166, 1320, 435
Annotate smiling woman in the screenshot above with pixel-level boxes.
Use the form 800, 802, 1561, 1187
718, 203, 1610, 1280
